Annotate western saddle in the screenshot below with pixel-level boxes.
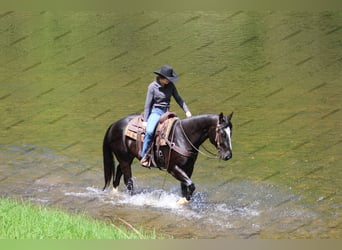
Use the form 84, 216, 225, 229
124, 112, 179, 168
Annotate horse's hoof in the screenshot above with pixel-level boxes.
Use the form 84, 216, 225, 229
112, 187, 119, 193
176, 197, 189, 205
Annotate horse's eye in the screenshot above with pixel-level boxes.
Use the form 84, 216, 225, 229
221, 130, 226, 138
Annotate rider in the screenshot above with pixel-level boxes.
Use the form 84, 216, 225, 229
140, 65, 192, 167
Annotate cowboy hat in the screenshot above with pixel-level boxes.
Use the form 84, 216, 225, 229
154, 65, 179, 83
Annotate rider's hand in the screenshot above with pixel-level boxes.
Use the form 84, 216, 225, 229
186, 111, 192, 118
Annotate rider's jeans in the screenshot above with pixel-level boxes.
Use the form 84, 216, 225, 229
141, 107, 166, 158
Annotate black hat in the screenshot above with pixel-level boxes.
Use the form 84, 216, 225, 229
154, 65, 179, 83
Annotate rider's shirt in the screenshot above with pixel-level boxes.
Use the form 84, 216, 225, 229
143, 80, 190, 121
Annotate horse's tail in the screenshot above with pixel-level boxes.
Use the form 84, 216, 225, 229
102, 124, 115, 191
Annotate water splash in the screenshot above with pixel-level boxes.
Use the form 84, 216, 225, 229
66, 187, 183, 209
64, 185, 262, 230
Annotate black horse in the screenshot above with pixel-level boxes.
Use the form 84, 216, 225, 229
102, 112, 233, 203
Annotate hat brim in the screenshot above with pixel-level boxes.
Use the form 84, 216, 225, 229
154, 70, 179, 83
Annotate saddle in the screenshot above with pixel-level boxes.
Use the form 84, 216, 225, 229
124, 112, 179, 168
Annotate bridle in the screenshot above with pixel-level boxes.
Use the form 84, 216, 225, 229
178, 119, 228, 159
215, 122, 224, 153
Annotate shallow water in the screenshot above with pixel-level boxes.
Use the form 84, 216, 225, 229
0, 11, 341, 238
0, 144, 339, 238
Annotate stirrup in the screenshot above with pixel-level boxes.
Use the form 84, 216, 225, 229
140, 156, 150, 168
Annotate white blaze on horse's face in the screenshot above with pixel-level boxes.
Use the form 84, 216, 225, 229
224, 126, 232, 150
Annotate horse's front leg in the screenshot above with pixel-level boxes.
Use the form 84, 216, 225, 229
169, 165, 196, 202
180, 182, 195, 201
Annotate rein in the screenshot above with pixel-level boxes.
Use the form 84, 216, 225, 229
178, 120, 220, 159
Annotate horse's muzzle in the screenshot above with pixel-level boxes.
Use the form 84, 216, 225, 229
222, 152, 232, 161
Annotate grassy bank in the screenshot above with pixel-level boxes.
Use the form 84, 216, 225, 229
0, 198, 159, 239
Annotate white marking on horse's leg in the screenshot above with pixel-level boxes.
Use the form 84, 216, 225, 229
176, 197, 189, 205
112, 187, 119, 193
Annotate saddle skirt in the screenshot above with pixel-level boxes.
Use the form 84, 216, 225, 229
124, 112, 179, 149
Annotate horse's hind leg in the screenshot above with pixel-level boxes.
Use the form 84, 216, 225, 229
125, 177, 134, 195
113, 164, 122, 192
118, 159, 134, 194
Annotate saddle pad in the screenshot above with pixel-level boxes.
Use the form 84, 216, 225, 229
125, 116, 144, 140
124, 115, 179, 146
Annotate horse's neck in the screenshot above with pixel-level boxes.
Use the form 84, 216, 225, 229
181, 114, 217, 147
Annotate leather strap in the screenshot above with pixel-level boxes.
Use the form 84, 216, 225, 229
163, 136, 194, 158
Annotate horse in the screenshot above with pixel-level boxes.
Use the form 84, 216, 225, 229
102, 112, 233, 203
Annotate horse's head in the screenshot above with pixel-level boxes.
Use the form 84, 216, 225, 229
215, 112, 233, 160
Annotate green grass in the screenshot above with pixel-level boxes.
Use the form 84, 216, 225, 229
0, 198, 159, 239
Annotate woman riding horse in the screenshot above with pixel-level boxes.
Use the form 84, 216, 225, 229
140, 65, 192, 167
103, 110, 233, 203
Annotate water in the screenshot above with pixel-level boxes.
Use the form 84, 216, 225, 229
0, 144, 336, 238
0, 11, 341, 238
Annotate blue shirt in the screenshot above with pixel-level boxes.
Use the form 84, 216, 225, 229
143, 80, 190, 121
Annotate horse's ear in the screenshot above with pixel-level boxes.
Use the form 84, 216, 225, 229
227, 112, 234, 121
219, 112, 224, 123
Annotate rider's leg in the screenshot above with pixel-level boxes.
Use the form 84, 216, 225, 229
140, 110, 164, 167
